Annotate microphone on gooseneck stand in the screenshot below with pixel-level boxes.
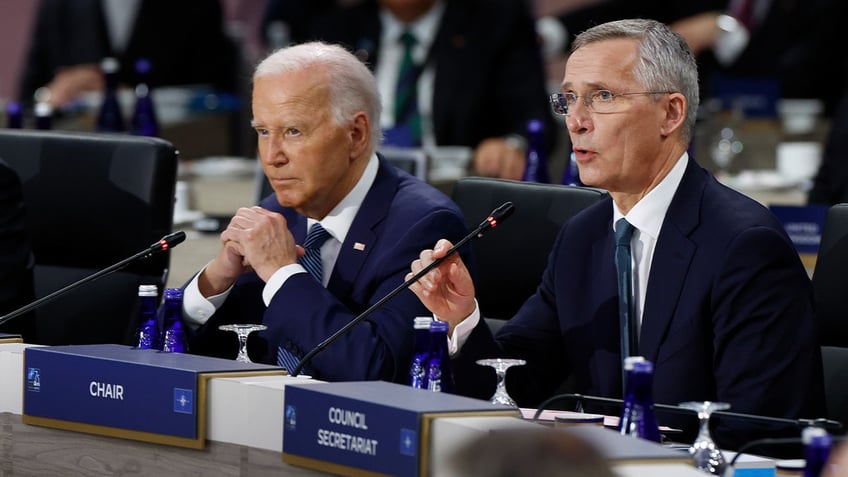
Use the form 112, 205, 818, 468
288, 202, 516, 377
0, 231, 186, 329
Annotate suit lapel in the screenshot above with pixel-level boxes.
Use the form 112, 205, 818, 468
326, 157, 397, 297
639, 160, 704, 363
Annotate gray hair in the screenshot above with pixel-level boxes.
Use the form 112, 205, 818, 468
254, 41, 383, 146
571, 19, 699, 143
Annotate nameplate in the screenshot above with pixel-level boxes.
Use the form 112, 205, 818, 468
0, 332, 22, 343
22, 344, 283, 449
282, 380, 519, 477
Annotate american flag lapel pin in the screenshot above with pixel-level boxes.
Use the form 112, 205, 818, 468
353, 242, 366, 251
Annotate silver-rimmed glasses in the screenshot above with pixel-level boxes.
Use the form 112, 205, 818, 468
550, 90, 673, 116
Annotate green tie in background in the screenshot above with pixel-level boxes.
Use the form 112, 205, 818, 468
393, 31, 421, 147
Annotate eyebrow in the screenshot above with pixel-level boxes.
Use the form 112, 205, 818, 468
561, 81, 609, 91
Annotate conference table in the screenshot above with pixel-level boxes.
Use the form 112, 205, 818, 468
0, 412, 322, 477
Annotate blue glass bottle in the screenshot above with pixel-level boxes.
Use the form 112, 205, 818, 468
6, 102, 23, 129
130, 58, 159, 136
619, 356, 661, 442
34, 102, 52, 130
425, 320, 454, 393
803, 426, 832, 477
161, 288, 187, 353
409, 316, 433, 389
96, 57, 125, 132
521, 119, 549, 183
561, 151, 581, 186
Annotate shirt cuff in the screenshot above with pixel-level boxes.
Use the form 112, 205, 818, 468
262, 263, 308, 306
444, 299, 481, 356
714, 14, 750, 66
536, 15, 568, 59
182, 266, 231, 327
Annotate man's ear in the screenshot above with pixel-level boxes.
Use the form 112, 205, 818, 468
660, 92, 686, 137
349, 112, 370, 159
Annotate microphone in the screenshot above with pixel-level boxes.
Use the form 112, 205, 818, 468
532, 392, 843, 432
0, 231, 186, 328
289, 202, 515, 377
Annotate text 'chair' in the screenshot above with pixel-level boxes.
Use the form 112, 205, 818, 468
812, 203, 848, 347
451, 177, 607, 329
0, 130, 178, 345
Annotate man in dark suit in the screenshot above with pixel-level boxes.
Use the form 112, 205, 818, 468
407, 19, 824, 452
19, 0, 237, 108
183, 41, 471, 383
268, 0, 555, 180
0, 159, 36, 342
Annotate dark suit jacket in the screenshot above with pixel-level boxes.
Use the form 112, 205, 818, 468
454, 159, 825, 450
189, 157, 471, 383
19, 0, 238, 103
0, 160, 35, 341
296, 0, 557, 154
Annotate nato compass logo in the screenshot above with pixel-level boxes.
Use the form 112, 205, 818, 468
285, 404, 297, 430
26, 367, 41, 392
400, 428, 417, 457
173, 388, 193, 414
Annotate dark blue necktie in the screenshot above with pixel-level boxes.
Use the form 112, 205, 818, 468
277, 222, 331, 372
615, 218, 636, 389
393, 30, 421, 146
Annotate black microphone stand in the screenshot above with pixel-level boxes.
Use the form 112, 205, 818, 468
289, 202, 515, 377
0, 231, 186, 328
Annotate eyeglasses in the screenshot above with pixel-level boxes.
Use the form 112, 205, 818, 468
549, 90, 673, 116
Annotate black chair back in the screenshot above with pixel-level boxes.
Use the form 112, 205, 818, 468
0, 130, 178, 345
812, 203, 848, 347
822, 346, 848, 434
451, 177, 607, 322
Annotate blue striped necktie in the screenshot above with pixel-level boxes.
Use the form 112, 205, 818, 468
393, 30, 421, 146
277, 222, 331, 372
299, 223, 331, 284
615, 218, 636, 389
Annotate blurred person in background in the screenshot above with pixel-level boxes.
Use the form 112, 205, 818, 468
540, 0, 845, 112
18, 0, 238, 110
446, 428, 616, 477
263, 0, 556, 180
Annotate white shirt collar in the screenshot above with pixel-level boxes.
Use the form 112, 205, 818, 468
307, 153, 379, 245
613, 152, 688, 239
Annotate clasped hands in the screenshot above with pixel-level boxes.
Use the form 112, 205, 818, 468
200, 206, 302, 295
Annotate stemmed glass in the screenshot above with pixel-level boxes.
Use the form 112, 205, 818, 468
476, 358, 526, 407
218, 324, 267, 363
708, 99, 745, 179
679, 401, 730, 475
